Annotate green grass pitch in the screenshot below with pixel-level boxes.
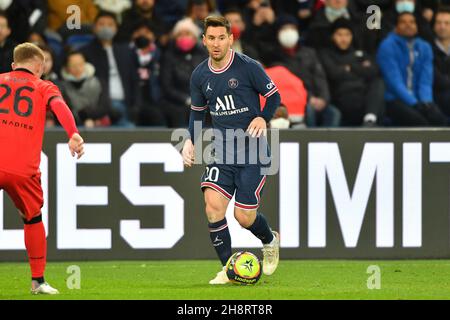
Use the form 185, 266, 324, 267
1, 260, 450, 300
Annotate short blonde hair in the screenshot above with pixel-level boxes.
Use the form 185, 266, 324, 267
13, 42, 45, 64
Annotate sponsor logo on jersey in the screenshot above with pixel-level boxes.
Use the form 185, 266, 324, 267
211, 95, 250, 116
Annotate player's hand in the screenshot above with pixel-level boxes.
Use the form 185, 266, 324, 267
69, 133, 85, 159
182, 139, 195, 168
247, 117, 267, 138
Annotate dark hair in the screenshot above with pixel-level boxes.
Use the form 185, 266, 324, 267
435, 5, 450, 18
204, 15, 231, 35
38, 44, 55, 59
63, 50, 86, 67
187, 0, 216, 16
331, 17, 354, 35
131, 19, 156, 34
223, 7, 243, 18
94, 10, 118, 25
396, 12, 416, 25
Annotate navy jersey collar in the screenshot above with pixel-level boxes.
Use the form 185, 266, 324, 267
208, 49, 235, 74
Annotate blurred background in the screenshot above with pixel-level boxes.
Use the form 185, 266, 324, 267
0, 0, 449, 130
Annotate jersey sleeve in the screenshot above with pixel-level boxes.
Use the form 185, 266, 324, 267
247, 60, 279, 98
190, 69, 208, 111
40, 80, 63, 110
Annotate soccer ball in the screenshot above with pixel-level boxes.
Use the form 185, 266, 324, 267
226, 251, 262, 285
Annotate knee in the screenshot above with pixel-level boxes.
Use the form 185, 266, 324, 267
234, 210, 256, 228
205, 202, 225, 223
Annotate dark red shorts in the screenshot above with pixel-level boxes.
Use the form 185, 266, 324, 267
0, 171, 43, 221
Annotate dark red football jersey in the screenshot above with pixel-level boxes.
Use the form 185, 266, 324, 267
0, 69, 62, 177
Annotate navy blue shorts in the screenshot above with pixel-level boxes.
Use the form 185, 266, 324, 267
200, 164, 266, 210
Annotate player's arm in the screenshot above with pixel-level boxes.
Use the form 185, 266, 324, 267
48, 96, 85, 159
247, 90, 281, 137
183, 72, 207, 167
247, 60, 281, 137
183, 109, 207, 167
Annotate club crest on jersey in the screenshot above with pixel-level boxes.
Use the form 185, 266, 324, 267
216, 95, 236, 111
228, 78, 239, 89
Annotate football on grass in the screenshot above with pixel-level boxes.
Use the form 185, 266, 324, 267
226, 251, 261, 285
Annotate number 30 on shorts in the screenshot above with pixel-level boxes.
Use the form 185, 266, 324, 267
204, 166, 220, 182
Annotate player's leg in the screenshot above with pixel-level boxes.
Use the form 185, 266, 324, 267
234, 166, 280, 276
200, 164, 235, 284
3, 172, 58, 294
204, 188, 231, 266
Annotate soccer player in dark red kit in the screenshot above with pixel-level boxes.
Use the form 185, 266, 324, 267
0, 43, 84, 295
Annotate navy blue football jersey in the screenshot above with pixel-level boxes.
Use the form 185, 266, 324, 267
190, 50, 278, 165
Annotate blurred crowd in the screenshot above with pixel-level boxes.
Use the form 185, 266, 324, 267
0, 0, 449, 128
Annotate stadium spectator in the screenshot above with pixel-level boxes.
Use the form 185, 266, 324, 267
433, 6, 450, 118
160, 18, 207, 127
419, 0, 450, 22
272, 15, 341, 127
216, 0, 248, 13
383, 0, 434, 43
306, 0, 364, 51
0, 11, 14, 73
47, 0, 98, 32
224, 8, 259, 59
130, 21, 166, 126
244, 0, 278, 66
40, 45, 61, 128
119, 0, 168, 44
377, 12, 447, 126
272, 0, 315, 30
319, 18, 384, 126
60, 51, 111, 128
154, 0, 189, 28
81, 11, 138, 127
41, 46, 60, 85
0, 0, 47, 43
186, 0, 218, 34
350, 0, 392, 55
93, 0, 132, 22
261, 65, 308, 127
28, 32, 47, 48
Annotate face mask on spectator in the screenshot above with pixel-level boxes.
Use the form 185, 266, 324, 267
325, 7, 349, 22
278, 29, 299, 49
396, 1, 415, 13
97, 27, 116, 41
135, 36, 151, 49
231, 25, 242, 41
176, 36, 196, 52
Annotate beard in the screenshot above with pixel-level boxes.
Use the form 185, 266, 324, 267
210, 47, 230, 62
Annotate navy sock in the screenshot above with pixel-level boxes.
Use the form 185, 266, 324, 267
208, 218, 232, 266
246, 213, 274, 245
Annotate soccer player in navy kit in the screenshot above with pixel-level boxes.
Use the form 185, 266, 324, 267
182, 16, 281, 284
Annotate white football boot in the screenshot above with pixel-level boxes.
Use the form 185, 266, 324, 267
262, 231, 280, 276
31, 281, 60, 295
209, 266, 230, 285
